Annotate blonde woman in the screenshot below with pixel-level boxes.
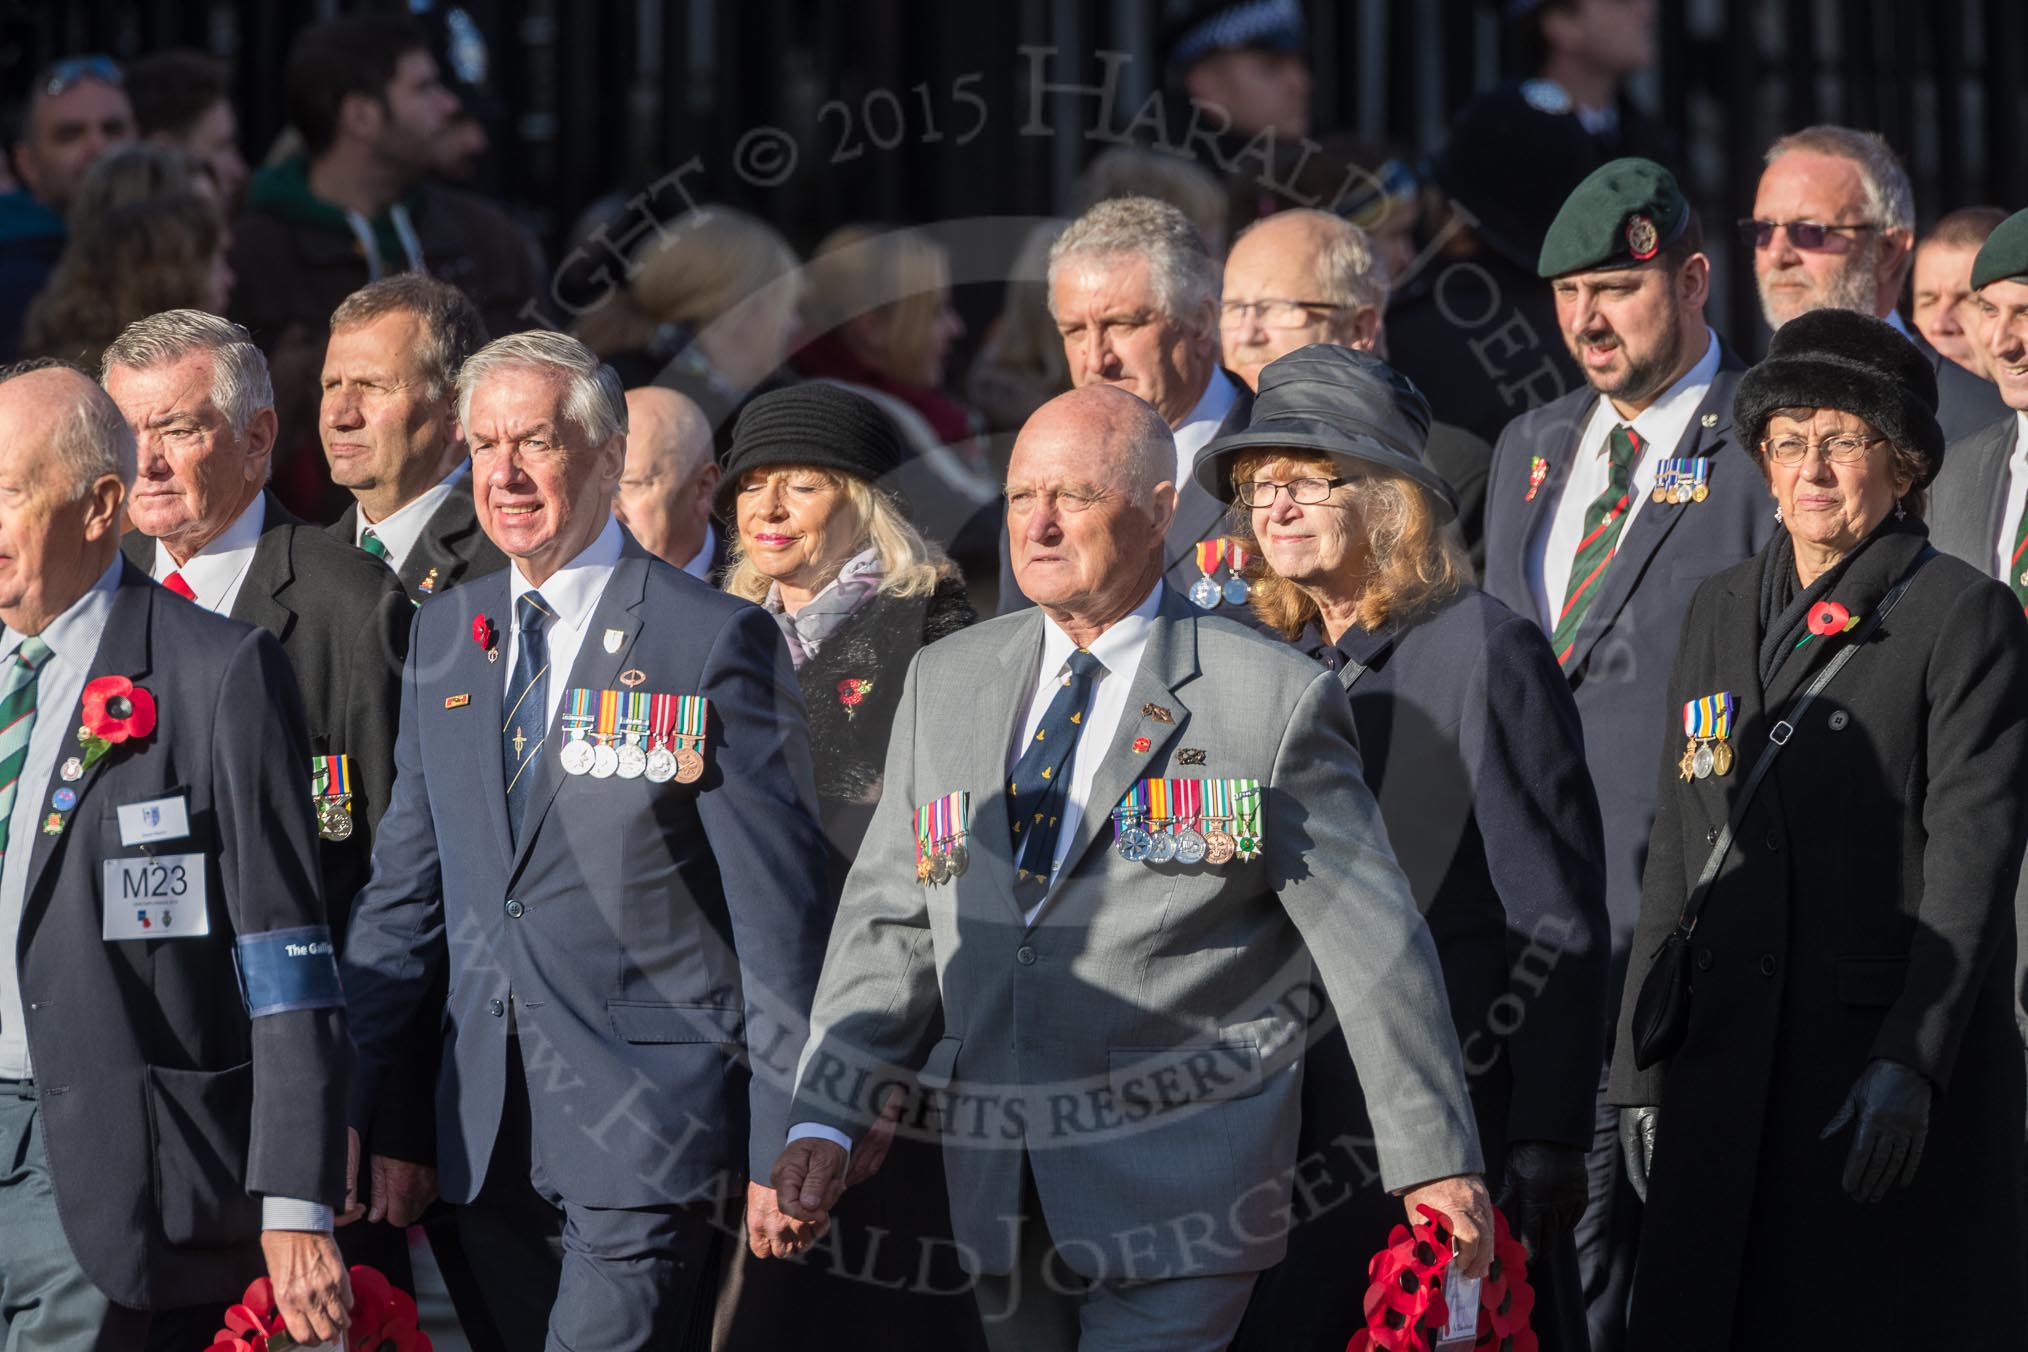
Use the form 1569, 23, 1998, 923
1196, 345, 1608, 1352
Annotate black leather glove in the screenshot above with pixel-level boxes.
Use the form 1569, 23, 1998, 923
1619, 1106, 1658, 1203
1498, 1140, 1589, 1258
1820, 1058, 1932, 1203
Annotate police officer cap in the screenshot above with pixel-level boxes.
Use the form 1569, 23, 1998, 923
1537, 157, 1691, 279
1163, 0, 1306, 73
1971, 208, 2028, 291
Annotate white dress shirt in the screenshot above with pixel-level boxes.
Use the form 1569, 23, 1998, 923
786, 582, 1167, 1158
1995, 413, 2028, 585
355, 462, 468, 574
150, 492, 266, 614
1527, 329, 1722, 630
505, 515, 624, 730
682, 523, 717, 582
1170, 368, 1239, 489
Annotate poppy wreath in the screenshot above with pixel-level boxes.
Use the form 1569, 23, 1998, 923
1345, 1205, 1537, 1352
201, 1267, 432, 1352
78, 675, 157, 771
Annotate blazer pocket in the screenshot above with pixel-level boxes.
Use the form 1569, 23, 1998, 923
144, 1060, 261, 1249
1108, 1042, 1264, 1112
606, 1000, 744, 1044
1835, 956, 1909, 1008
917, 1035, 962, 1090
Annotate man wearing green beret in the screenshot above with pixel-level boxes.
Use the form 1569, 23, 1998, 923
1480, 156, 1775, 1352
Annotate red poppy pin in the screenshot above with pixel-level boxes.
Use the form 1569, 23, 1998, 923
1132, 736, 1151, 753
837, 677, 873, 718
472, 613, 499, 662
1806, 600, 1857, 636
78, 675, 156, 771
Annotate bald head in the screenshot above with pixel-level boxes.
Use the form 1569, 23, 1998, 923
0, 365, 134, 633
1006, 386, 1177, 638
616, 386, 721, 569
1222, 209, 1385, 391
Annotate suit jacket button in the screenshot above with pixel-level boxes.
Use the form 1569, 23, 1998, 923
1695, 948, 1713, 972
1763, 830, 1781, 852
488, 998, 505, 1017
1016, 945, 1037, 966
1828, 710, 1850, 730
505, 898, 524, 918
1758, 954, 1777, 977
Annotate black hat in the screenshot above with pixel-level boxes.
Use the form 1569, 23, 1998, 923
1162, 0, 1306, 73
1538, 157, 1690, 279
716, 384, 906, 515
1971, 208, 2028, 291
1431, 83, 1605, 272
1192, 345, 1459, 520
1733, 309, 1944, 486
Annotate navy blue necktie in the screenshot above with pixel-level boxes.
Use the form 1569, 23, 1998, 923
1008, 648, 1105, 890
503, 591, 553, 844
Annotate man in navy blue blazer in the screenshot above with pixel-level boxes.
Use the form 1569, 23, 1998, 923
1481, 159, 1773, 1350
0, 364, 349, 1348
340, 332, 833, 1352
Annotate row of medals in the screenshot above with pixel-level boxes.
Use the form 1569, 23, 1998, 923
1679, 735, 1734, 781
560, 730, 703, 783
916, 837, 970, 884
1190, 574, 1252, 609
1116, 816, 1253, 865
1651, 480, 1709, 505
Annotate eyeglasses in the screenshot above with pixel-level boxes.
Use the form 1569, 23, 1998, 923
1219, 299, 1348, 331
41, 55, 121, 99
1736, 219, 1879, 252
1236, 477, 1349, 507
1760, 435, 1884, 466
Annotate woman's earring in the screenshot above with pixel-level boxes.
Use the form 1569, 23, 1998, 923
1774, 506, 1783, 524
1894, 501, 1908, 522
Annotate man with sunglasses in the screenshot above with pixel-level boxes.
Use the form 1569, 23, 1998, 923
0, 55, 134, 360
1745, 125, 2006, 442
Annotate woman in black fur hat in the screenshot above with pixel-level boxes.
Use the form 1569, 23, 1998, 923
1610, 308, 2028, 1349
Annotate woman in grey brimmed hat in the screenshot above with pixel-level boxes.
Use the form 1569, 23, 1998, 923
1204, 344, 1609, 1352
1609, 307, 2028, 1349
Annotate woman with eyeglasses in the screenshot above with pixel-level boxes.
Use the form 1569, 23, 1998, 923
1610, 309, 2028, 1349
1195, 345, 1609, 1352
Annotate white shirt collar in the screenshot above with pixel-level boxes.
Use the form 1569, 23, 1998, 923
357, 461, 468, 571
152, 492, 265, 609
1035, 580, 1164, 682
507, 514, 624, 629
2016, 412, 2028, 466
3, 553, 122, 669
1597, 328, 1723, 451
681, 522, 717, 581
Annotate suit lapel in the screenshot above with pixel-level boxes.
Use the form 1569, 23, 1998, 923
407, 483, 488, 597
508, 553, 649, 877
962, 613, 1046, 921
1508, 393, 1594, 603
1982, 418, 2019, 573
460, 575, 515, 866
1163, 484, 1230, 574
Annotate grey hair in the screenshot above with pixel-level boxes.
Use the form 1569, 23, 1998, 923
330, 274, 490, 402
1048, 195, 1221, 331
100, 309, 274, 437
456, 330, 629, 446
1233, 208, 1389, 313
1766, 125, 1916, 233
0, 359, 138, 496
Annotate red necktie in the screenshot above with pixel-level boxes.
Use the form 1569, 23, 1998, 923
163, 570, 196, 601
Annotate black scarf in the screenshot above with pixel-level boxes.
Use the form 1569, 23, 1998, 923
1754, 514, 1926, 687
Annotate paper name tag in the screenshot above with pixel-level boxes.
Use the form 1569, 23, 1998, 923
102, 854, 209, 940
1435, 1272, 1480, 1349
116, 795, 189, 846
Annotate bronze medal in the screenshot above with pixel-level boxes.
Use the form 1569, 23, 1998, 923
1678, 740, 1698, 782
915, 854, 933, 884
674, 746, 705, 783
1712, 740, 1735, 776
1650, 486, 1669, 505
1692, 483, 1709, 503
1204, 830, 1237, 865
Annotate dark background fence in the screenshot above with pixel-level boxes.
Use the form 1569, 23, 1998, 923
5, 0, 2025, 346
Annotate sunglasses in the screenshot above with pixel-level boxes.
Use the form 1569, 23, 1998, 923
1736, 218, 1879, 252
41, 55, 122, 99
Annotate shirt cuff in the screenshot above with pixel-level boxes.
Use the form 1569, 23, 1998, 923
262, 1197, 335, 1232
786, 1122, 855, 1156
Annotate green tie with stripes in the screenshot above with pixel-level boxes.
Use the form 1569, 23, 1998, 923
1551, 423, 1644, 668
360, 528, 390, 561
0, 636, 53, 860
2009, 496, 2028, 616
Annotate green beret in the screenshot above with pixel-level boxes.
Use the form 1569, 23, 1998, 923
1536, 157, 1691, 280
1971, 208, 2028, 291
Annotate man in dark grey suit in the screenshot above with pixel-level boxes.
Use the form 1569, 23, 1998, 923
101, 311, 424, 1289
773, 386, 1487, 1351
322, 274, 507, 602
341, 332, 833, 1352
997, 196, 1254, 614
1929, 209, 2028, 591
0, 365, 349, 1348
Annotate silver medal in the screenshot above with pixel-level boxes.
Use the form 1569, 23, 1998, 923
616, 743, 647, 779
644, 746, 678, 783
560, 740, 594, 776
1692, 742, 1715, 780
1145, 830, 1178, 864
1173, 827, 1208, 865
591, 743, 620, 778
1222, 575, 1251, 605
1189, 577, 1223, 609
947, 843, 969, 878
1117, 826, 1153, 862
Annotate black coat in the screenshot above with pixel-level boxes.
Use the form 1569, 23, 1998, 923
1424, 418, 1494, 572
328, 476, 507, 604
1609, 523, 2028, 1348
1233, 587, 1609, 1352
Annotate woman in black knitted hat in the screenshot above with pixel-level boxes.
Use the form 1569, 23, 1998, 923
1610, 307, 2028, 1349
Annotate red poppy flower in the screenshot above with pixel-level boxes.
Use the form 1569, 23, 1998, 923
472, 614, 495, 650
81, 676, 156, 743
837, 677, 870, 707
1132, 736, 1151, 753
1806, 601, 1851, 636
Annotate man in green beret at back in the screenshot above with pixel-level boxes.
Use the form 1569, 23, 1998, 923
1480, 157, 1775, 1352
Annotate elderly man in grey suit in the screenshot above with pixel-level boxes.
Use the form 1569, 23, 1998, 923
769, 385, 1488, 1350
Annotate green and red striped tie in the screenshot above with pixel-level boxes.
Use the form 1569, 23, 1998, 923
0, 637, 52, 861
1552, 424, 1643, 668
2009, 495, 2028, 616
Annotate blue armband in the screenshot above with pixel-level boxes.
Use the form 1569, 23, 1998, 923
233, 926, 345, 1017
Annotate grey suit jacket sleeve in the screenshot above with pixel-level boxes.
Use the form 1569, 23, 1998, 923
1269, 667, 1484, 1191
790, 652, 946, 1138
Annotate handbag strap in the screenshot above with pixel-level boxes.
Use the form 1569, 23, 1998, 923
1670, 549, 1931, 937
